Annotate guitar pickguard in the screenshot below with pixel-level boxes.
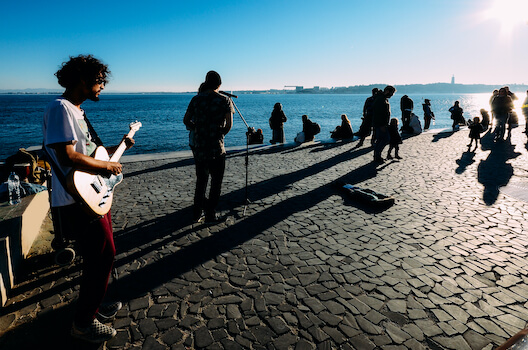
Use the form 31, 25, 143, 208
93, 173, 123, 207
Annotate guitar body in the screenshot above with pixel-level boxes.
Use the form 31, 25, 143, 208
66, 121, 141, 217
68, 146, 123, 217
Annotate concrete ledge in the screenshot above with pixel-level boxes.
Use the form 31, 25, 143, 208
0, 190, 49, 306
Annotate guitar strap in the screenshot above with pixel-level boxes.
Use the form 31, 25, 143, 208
83, 111, 104, 147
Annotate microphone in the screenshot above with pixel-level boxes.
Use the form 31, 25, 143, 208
219, 91, 238, 98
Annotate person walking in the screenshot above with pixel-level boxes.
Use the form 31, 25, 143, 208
372, 85, 396, 163
449, 101, 464, 131
184, 71, 234, 223
355, 88, 379, 146
269, 102, 287, 144
43, 54, 134, 343
491, 87, 513, 142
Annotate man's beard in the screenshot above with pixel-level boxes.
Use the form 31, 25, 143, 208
88, 94, 100, 102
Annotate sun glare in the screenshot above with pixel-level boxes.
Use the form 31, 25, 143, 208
482, 0, 528, 35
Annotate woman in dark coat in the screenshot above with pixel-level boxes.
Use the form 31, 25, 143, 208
269, 103, 287, 144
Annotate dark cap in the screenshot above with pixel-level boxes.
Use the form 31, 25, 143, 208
205, 70, 222, 89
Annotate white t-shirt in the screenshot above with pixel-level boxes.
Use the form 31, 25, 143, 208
43, 97, 92, 207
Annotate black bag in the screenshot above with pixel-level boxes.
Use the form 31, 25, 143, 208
311, 122, 321, 135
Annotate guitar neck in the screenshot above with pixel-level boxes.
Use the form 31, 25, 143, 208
109, 128, 137, 162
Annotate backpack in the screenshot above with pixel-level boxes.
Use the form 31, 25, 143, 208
311, 122, 321, 135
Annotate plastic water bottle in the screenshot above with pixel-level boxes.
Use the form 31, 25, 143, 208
8, 172, 21, 205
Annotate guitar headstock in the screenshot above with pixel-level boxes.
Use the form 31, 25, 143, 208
129, 121, 142, 132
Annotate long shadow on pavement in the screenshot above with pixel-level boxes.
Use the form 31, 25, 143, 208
432, 130, 456, 142
0, 158, 382, 348
0, 143, 381, 346
112, 145, 373, 265
109, 160, 381, 301
1, 143, 373, 317
478, 134, 521, 205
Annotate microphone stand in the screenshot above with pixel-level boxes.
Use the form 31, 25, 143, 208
220, 91, 251, 216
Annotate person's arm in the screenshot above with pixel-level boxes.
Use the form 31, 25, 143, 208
222, 111, 233, 135
183, 108, 194, 129
52, 142, 123, 175
105, 136, 135, 155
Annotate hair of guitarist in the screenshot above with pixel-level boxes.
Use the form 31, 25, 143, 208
55, 54, 111, 89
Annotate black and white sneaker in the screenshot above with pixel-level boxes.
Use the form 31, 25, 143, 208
71, 318, 117, 343
97, 301, 122, 321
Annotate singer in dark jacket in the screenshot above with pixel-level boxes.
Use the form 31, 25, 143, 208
183, 71, 234, 223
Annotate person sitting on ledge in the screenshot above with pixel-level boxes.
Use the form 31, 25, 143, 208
295, 114, 320, 143
331, 114, 354, 139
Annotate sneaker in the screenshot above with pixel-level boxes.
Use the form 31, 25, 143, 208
71, 318, 117, 343
192, 209, 205, 223
386, 155, 393, 160
205, 212, 219, 224
395, 155, 402, 159
97, 301, 122, 321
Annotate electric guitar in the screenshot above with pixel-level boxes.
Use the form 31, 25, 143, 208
67, 121, 142, 216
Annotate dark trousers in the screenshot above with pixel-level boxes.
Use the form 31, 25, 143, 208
402, 110, 412, 131
373, 126, 390, 159
424, 116, 432, 130
193, 154, 226, 217
52, 204, 115, 326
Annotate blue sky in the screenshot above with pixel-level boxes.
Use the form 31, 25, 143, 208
1, 0, 527, 92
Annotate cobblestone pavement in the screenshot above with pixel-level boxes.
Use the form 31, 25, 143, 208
2, 126, 528, 350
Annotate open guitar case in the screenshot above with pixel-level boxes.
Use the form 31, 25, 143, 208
334, 180, 395, 211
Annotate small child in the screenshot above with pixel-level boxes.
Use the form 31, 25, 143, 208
387, 118, 403, 159
468, 116, 483, 148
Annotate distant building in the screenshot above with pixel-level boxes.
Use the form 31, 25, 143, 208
451, 75, 455, 84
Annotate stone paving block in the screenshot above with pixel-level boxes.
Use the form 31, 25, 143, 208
402, 323, 424, 341
364, 309, 386, 325
386, 299, 407, 314
385, 322, 411, 344
414, 319, 443, 337
473, 318, 510, 338
355, 315, 383, 335
430, 309, 453, 324
440, 304, 470, 323
348, 334, 377, 350
463, 330, 493, 350
432, 335, 472, 350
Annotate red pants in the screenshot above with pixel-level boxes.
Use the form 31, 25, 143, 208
52, 204, 116, 326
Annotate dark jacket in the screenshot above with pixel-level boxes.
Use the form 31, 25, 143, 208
491, 95, 513, 116
400, 95, 413, 111
269, 109, 287, 129
372, 92, 391, 127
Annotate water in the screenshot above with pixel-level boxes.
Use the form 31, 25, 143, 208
0, 92, 525, 161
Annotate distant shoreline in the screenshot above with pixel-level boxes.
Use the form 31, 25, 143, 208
2, 83, 528, 95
